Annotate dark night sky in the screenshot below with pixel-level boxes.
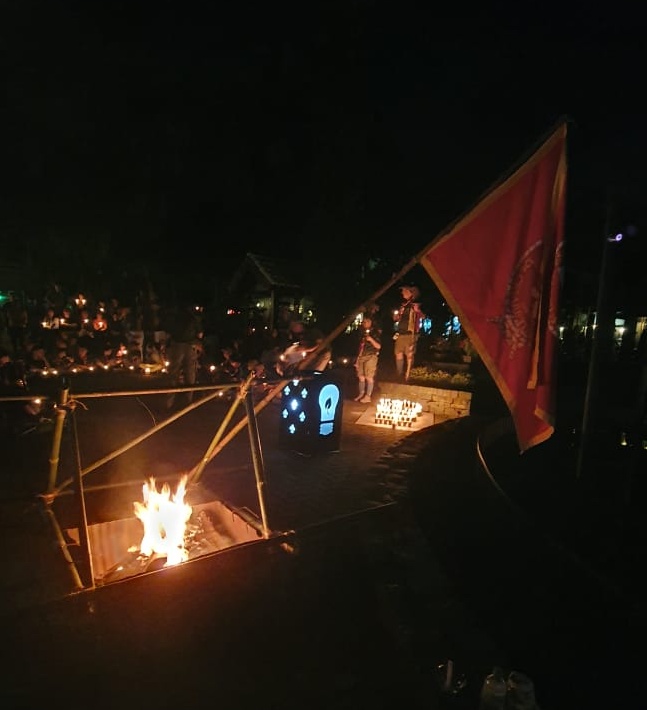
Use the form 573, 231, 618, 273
3, 1, 647, 312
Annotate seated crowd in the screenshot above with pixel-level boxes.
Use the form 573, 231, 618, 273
0, 290, 333, 390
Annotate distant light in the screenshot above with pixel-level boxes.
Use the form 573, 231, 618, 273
607, 233, 623, 242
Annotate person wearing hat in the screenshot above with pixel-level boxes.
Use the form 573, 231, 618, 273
393, 283, 425, 382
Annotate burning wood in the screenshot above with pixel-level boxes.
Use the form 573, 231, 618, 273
66, 485, 264, 586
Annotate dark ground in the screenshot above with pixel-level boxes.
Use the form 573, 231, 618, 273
0, 364, 646, 709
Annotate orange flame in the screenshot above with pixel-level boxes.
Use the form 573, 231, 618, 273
133, 475, 192, 567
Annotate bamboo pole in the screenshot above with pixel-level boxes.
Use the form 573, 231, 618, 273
41, 503, 85, 591
70, 403, 95, 589
53, 260, 422, 498
191, 377, 289, 472
187, 373, 253, 486
47, 381, 70, 494
71, 383, 234, 399
41, 380, 87, 591
244, 385, 271, 539
53, 387, 228, 497
301, 257, 421, 370
186, 262, 423, 474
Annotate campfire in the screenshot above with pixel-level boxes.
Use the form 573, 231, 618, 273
66, 476, 266, 586
132, 475, 192, 567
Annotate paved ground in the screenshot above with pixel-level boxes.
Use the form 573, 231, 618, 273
1, 374, 645, 709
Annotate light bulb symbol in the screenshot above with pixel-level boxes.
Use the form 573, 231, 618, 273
318, 383, 340, 436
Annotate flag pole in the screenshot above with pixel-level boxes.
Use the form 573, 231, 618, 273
188, 120, 571, 466
307, 118, 571, 375
576, 197, 615, 478
187, 258, 423, 475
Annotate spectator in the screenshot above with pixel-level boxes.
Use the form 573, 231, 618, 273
279, 328, 331, 376
59, 306, 79, 334
107, 304, 127, 345
70, 343, 92, 368
300, 328, 332, 373
219, 345, 242, 381
275, 305, 295, 348
52, 343, 73, 370
77, 308, 93, 338
354, 315, 381, 403
164, 303, 203, 410
95, 342, 118, 370
277, 324, 307, 375
26, 343, 52, 373
144, 341, 166, 370
260, 333, 283, 381
41, 306, 60, 331
92, 309, 109, 354
287, 320, 306, 345
40, 307, 61, 354
126, 306, 145, 356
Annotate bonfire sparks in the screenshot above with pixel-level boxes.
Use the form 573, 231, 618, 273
133, 475, 192, 567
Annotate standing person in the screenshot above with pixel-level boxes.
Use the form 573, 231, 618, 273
164, 303, 203, 411
354, 315, 381, 403
393, 283, 425, 382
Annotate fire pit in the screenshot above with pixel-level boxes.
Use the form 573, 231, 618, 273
66, 477, 265, 585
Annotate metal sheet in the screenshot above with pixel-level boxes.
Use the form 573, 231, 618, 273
66, 499, 263, 583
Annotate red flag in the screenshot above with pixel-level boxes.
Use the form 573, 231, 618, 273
420, 122, 567, 452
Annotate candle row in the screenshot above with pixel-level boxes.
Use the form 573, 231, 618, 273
373, 397, 423, 428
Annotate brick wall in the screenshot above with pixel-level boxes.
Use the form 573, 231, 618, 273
376, 382, 472, 422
